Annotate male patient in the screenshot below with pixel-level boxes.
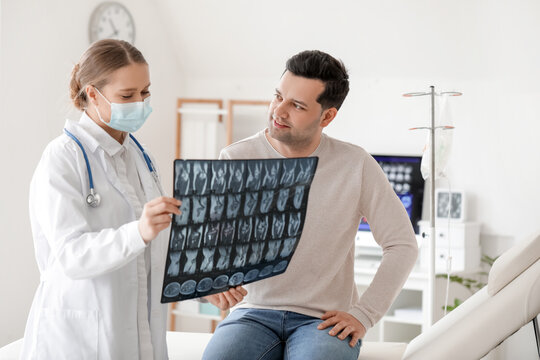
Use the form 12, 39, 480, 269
202, 50, 418, 360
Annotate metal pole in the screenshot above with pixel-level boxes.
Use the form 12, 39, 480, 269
403, 87, 461, 327
428, 85, 436, 326
533, 316, 540, 358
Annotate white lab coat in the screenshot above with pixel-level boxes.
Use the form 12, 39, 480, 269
21, 113, 170, 359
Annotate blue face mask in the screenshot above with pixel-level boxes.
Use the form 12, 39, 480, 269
94, 88, 152, 133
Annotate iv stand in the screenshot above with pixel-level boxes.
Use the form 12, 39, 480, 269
403, 86, 461, 327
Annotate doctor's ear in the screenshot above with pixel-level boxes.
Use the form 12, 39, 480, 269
85, 85, 99, 105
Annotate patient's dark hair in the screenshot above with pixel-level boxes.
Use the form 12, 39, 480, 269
285, 50, 349, 110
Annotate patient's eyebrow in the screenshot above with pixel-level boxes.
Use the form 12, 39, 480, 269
275, 89, 308, 108
293, 99, 308, 108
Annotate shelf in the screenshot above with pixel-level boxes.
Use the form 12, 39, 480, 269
355, 231, 423, 249
383, 315, 423, 326
355, 267, 428, 291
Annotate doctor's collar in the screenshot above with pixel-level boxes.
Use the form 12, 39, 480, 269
77, 112, 129, 157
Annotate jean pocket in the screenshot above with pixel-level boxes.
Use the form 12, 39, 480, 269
36, 308, 99, 360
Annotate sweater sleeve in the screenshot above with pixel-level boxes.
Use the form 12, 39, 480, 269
348, 154, 419, 330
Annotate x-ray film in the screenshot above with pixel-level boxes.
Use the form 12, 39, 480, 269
161, 157, 318, 302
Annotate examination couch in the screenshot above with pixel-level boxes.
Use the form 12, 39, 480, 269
1, 230, 538, 360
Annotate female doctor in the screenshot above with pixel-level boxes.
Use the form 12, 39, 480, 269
21, 39, 246, 359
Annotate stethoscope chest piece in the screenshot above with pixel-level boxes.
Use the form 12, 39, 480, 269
86, 189, 101, 208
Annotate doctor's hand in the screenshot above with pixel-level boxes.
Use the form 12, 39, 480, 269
138, 196, 181, 244
203, 286, 248, 311
318, 310, 366, 347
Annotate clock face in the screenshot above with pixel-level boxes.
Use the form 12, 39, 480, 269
89, 2, 135, 44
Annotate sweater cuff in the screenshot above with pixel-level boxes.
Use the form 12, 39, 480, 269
348, 308, 373, 332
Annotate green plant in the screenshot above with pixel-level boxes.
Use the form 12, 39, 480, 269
436, 254, 498, 312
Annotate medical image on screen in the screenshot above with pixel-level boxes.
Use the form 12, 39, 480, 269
358, 155, 424, 234
162, 157, 318, 302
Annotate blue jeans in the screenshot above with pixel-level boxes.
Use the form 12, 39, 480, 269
202, 308, 362, 360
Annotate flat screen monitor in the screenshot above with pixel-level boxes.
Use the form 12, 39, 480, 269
358, 154, 424, 234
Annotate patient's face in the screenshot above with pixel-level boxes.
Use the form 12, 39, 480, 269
267, 71, 330, 147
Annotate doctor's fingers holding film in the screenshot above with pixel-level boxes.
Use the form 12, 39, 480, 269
203, 286, 248, 311
138, 196, 181, 244
317, 310, 366, 347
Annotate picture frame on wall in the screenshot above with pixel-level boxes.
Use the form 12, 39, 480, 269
435, 188, 466, 222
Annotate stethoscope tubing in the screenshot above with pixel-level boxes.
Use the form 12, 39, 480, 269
63, 128, 158, 207
64, 129, 95, 190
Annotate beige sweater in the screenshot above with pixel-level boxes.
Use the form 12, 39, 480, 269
220, 130, 418, 331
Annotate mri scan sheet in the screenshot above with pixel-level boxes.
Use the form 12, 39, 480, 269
161, 157, 318, 302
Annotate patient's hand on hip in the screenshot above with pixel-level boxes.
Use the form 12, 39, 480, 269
318, 310, 366, 347
204, 286, 247, 311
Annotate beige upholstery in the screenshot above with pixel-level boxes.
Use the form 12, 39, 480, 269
403, 231, 540, 360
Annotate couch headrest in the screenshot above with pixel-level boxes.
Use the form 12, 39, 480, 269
488, 230, 540, 296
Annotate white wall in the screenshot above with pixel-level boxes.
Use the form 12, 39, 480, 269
154, 0, 539, 358
0, 0, 182, 346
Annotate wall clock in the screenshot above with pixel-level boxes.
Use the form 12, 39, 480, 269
89, 2, 135, 44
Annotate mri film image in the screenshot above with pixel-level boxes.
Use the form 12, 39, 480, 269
293, 186, 305, 210
226, 194, 242, 219
276, 188, 289, 212
272, 213, 286, 239
203, 222, 220, 247
193, 162, 209, 195
260, 190, 274, 214
175, 162, 191, 196
232, 245, 248, 268
182, 250, 198, 275
246, 162, 262, 191
167, 252, 181, 277
244, 192, 259, 216
200, 248, 215, 273
220, 220, 236, 245
248, 242, 264, 266
162, 157, 318, 302
265, 240, 281, 262
228, 162, 245, 193
175, 198, 190, 226
288, 212, 301, 236
170, 228, 186, 251
280, 159, 297, 187
209, 195, 225, 221
296, 158, 315, 184
254, 215, 269, 241
238, 218, 252, 243
192, 196, 207, 224
211, 162, 228, 194
262, 161, 280, 189
280, 237, 297, 258
187, 225, 203, 249
216, 246, 232, 271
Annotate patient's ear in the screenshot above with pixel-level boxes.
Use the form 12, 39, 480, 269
320, 107, 338, 128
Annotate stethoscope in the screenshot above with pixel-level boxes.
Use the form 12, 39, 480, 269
63, 128, 159, 208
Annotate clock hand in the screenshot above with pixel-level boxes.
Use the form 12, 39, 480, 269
108, 19, 118, 35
